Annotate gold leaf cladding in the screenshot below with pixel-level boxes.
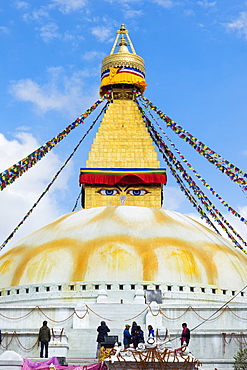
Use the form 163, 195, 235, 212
101, 53, 145, 74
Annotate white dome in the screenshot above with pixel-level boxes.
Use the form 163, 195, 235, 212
0, 206, 246, 291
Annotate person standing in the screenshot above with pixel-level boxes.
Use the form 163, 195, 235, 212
96, 321, 110, 358
131, 321, 137, 336
132, 325, 144, 348
180, 323, 190, 346
148, 325, 155, 339
38, 321, 51, 358
123, 324, 132, 349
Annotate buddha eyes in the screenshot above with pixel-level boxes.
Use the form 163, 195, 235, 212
127, 189, 149, 196
97, 189, 119, 195
97, 189, 150, 196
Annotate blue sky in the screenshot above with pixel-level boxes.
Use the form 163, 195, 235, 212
0, 0, 247, 249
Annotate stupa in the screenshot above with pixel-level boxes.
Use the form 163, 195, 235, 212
0, 24, 246, 370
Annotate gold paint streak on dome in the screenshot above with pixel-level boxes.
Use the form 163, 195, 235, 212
142, 249, 159, 281
10, 239, 75, 286
1, 208, 246, 288
9, 235, 222, 285
0, 259, 13, 274
152, 208, 184, 225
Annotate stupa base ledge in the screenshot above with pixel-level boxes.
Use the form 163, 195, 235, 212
49, 343, 69, 358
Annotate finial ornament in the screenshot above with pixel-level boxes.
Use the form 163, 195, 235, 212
120, 23, 126, 31
100, 24, 147, 96
110, 24, 136, 55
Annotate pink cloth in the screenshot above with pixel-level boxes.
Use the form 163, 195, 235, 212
22, 358, 108, 370
22, 357, 60, 369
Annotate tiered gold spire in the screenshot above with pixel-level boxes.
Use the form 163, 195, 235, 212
86, 100, 159, 169
81, 25, 165, 209
100, 23, 147, 97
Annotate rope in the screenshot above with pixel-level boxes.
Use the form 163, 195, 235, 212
140, 97, 247, 228
227, 306, 247, 320
123, 306, 149, 322
0, 101, 109, 251
71, 190, 82, 212
164, 284, 247, 344
74, 306, 89, 319
136, 92, 247, 192
0, 306, 36, 320
0, 302, 246, 322
158, 307, 191, 321
137, 101, 247, 253
191, 285, 247, 332
51, 328, 64, 340
142, 111, 221, 235
36, 307, 75, 323
222, 332, 247, 345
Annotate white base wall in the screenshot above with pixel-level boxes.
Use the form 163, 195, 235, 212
0, 281, 245, 370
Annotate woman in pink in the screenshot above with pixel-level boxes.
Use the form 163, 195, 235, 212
180, 322, 190, 346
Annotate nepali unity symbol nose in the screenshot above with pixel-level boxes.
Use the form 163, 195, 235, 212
120, 195, 126, 205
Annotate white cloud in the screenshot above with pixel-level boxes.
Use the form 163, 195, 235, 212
0, 26, 9, 33
184, 9, 195, 17
153, 0, 176, 8
82, 51, 106, 61
125, 9, 143, 18
23, 8, 49, 22
9, 67, 99, 117
163, 186, 186, 210
91, 26, 113, 42
38, 22, 61, 42
197, 0, 216, 8
224, 12, 247, 40
52, 0, 88, 13
0, 132, 72, 250
15, 1, 29, 9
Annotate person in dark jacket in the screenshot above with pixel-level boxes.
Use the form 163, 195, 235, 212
132, 325, 144, 348
38, 321, 51, 358
180, 322, 190, 346
131, 321, 137, 336
96, 321, 110, 358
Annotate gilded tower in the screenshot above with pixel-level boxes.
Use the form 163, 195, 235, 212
80, 24, 167, 208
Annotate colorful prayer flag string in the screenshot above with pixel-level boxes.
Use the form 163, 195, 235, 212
0, 102, 109, 250
149, 123, 247, 253
135, 99, 247, 254
149, 126, 221, 234
138, 95, 247, 228
135, 92, 247, 192
0, 91, 111, 191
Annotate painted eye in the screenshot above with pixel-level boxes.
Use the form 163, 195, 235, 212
97, 189, 119, 195
127, 189, 149, 196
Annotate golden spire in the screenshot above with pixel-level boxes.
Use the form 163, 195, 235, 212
100, 24, 147, 96
80, 24, 165, 209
